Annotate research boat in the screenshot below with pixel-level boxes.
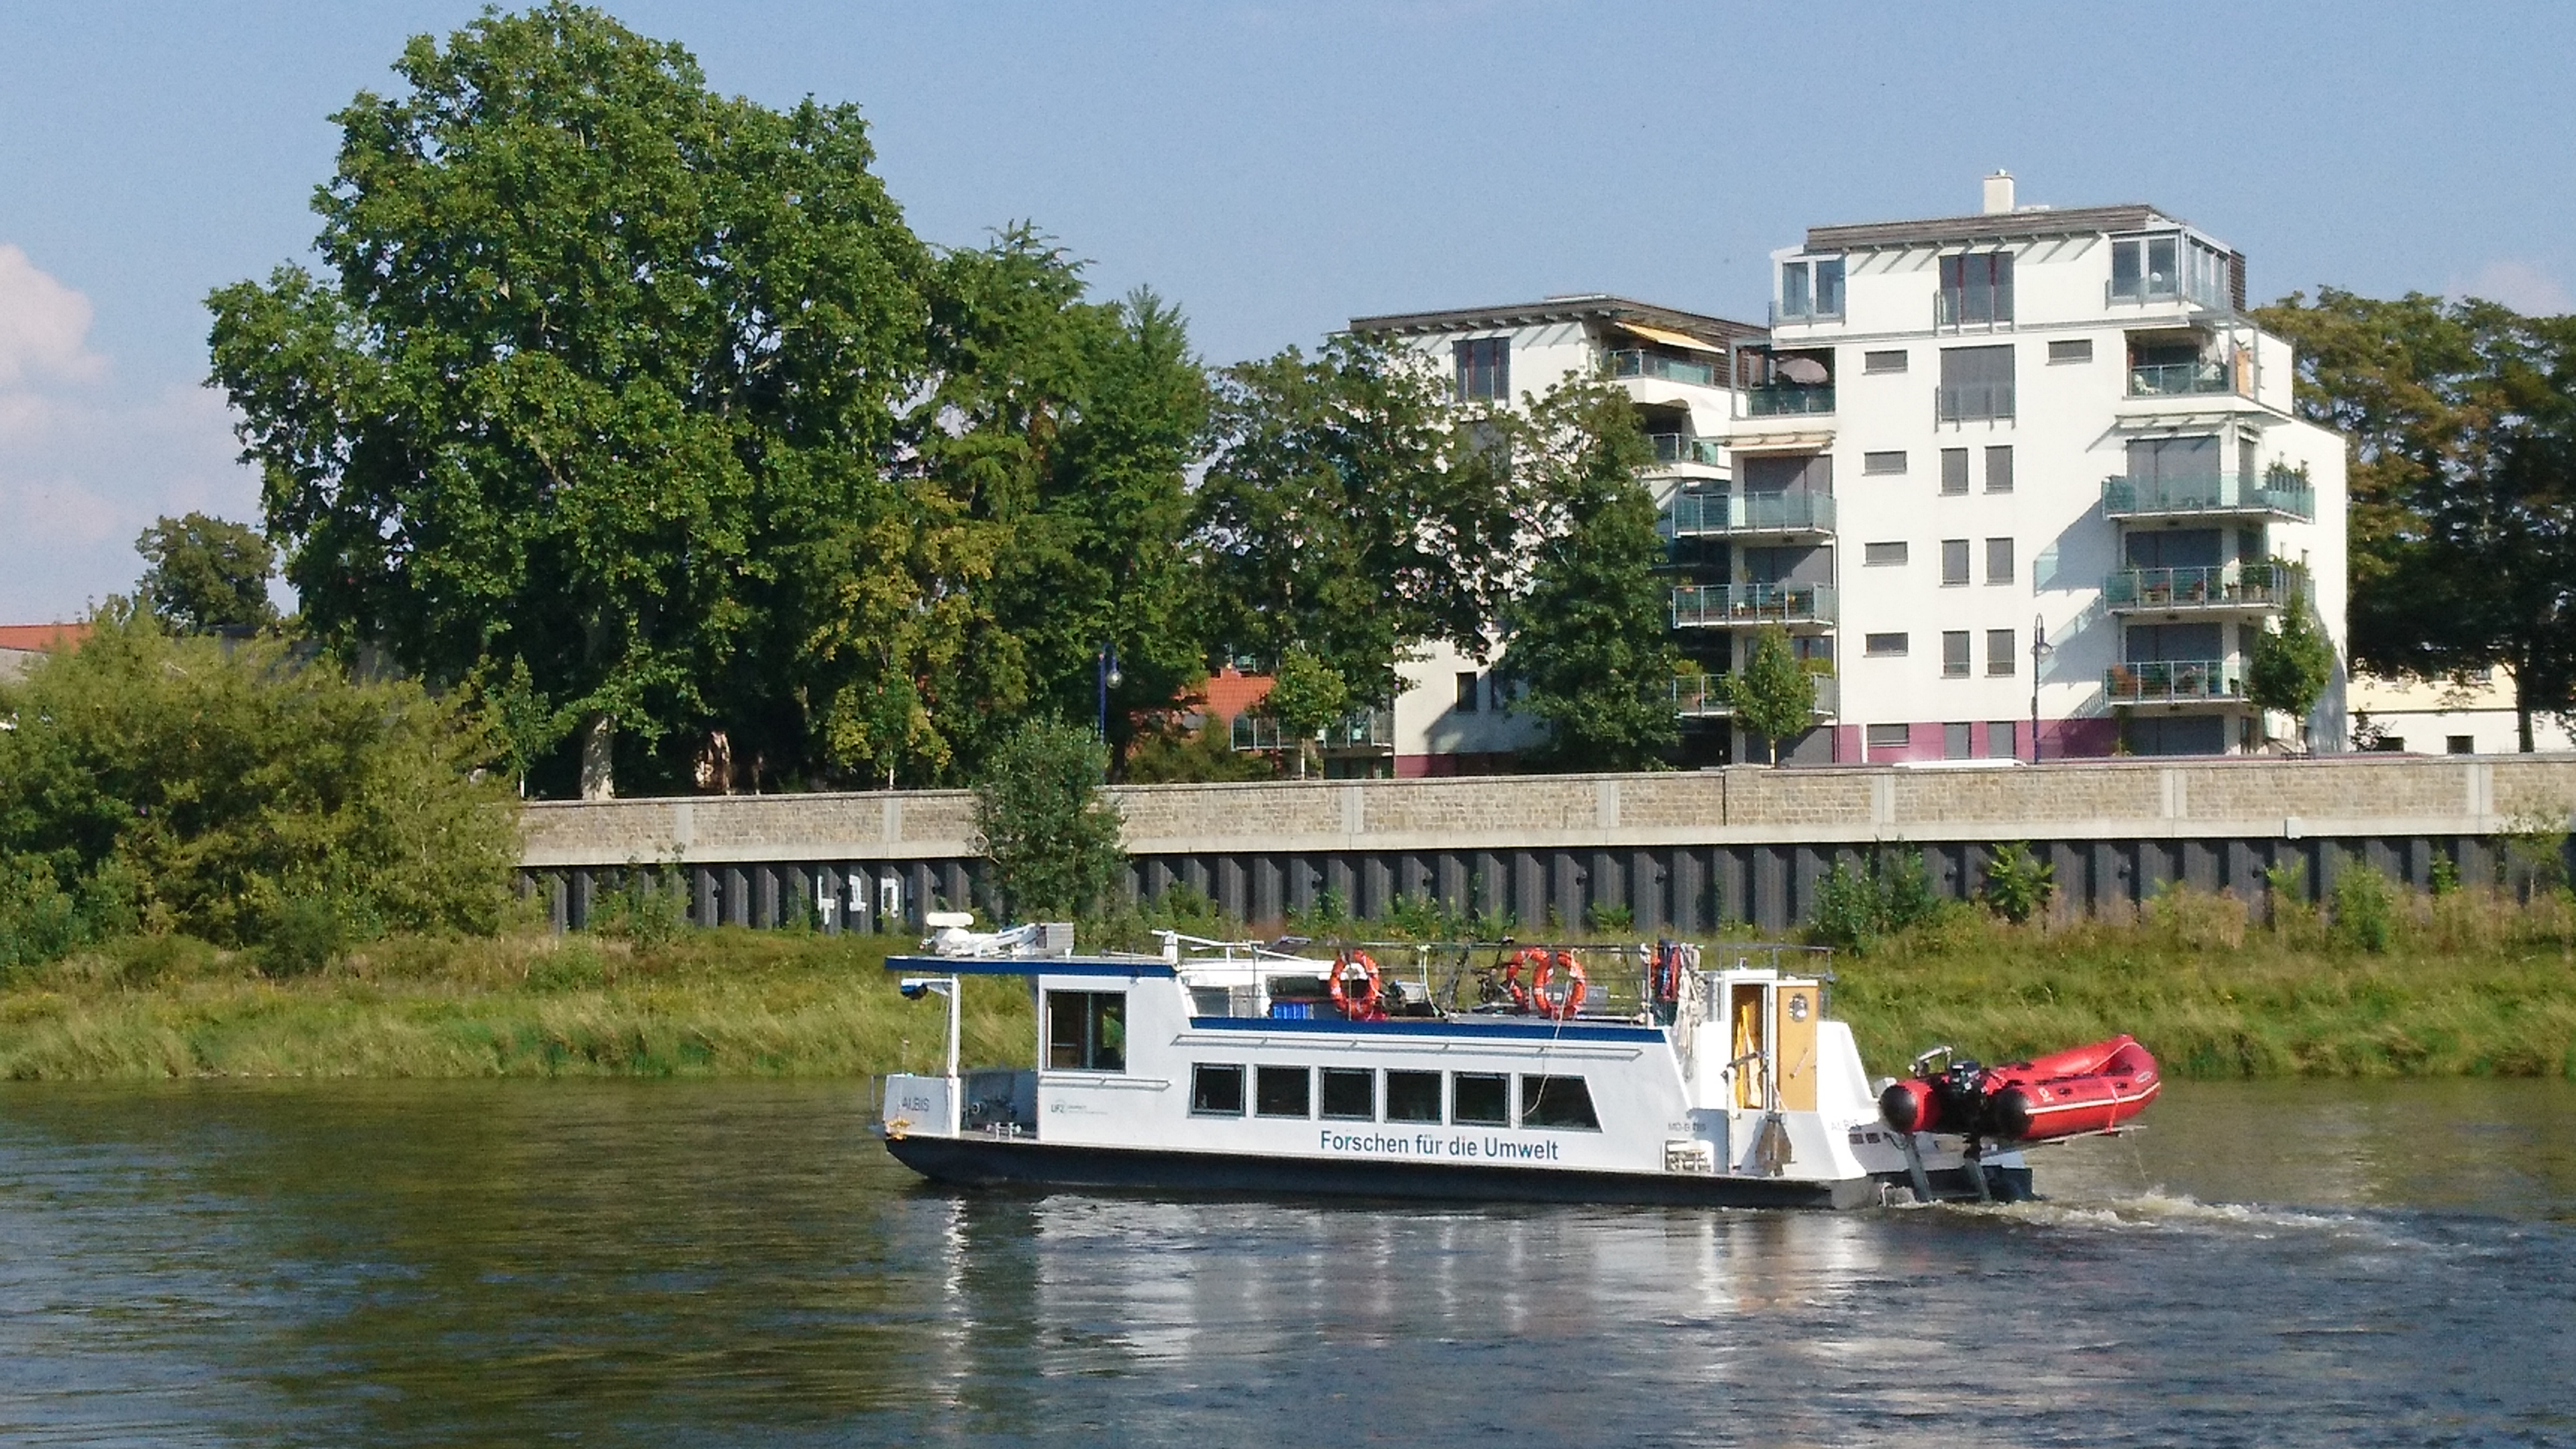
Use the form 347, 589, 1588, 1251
876, 922, 2149, 1209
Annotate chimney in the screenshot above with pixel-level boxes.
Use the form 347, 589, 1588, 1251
1982, 170, 2015, 215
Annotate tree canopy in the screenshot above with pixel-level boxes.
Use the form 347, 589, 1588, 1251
135, 513, 278, 634
2256, 288, 2576, 748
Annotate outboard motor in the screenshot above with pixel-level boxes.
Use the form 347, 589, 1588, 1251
1880, 1050, 1999, 1138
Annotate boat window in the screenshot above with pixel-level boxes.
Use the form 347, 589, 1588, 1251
1320, 1068, 1375, 1120
1519, 1076, 1601, 1131
1190, 1063, 1245, 1116
1452, 1073, 1509, 1126
1255, 1065, 1311, 1118
1045, 990, 1126, 1072
1385, 1070, 1443, 1124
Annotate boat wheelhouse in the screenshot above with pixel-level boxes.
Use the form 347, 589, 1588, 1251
878, 924, 2068, 1209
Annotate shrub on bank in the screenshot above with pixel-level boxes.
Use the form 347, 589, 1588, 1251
0, 607, 517, 977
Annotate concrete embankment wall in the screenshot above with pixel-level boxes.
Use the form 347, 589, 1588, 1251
517, 755, 2576, 934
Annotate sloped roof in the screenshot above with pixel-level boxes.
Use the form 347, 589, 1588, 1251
0, 623, 91, 651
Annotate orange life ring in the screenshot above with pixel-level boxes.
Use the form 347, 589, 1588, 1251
1502, 947, 1554, 1014
1533, 951, 1587, 1020
1328, 951, 1383, 1020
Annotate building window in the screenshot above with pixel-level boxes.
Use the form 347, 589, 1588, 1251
1938, 250, 2015, 325
1255, 1065, 1311, 1118
1865, 723, 1909, 756
1940, 448, 1970, 496
1938, 345, 2017, 421
1985, 537, 2015, 585
1944, 722, 1972, 759
1190, 1063, 1246, 1115
2048, 338, 2094, 364
1780, 257, 1845, 319
1519, 1075, 1602, 1131
1452, 1072, 1510, 1126
1046, 991, 1126, 1071
1942, 631, 1971, 678
1941, 539, 1971, 586
1455, 337, 1509, 402
1863, 450, 1908, 476
1865, 632, 1910, 656
1985, 445, 2015, 494
1987, 629, 2017, 676
2448, 735, 2476, 755
1320, 1067, 1375, 1120
1455, 672, 1480, 712
1864, 349, 1909, 374
1987, 720, 2019, 759
1864, 541, 1909, 567
1386, 1070, 1444, 1123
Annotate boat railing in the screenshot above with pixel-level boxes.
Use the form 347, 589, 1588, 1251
1212, 938, 1833, 1021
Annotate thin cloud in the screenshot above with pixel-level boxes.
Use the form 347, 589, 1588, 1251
2447, 258, 2574, 315
0, 245, 109, 387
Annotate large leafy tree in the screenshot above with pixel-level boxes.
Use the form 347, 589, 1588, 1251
1193, 337, 1527, 708
134, 513, 278, 634
207, 3, 931, 798
1496, 377, 1678, 771
2256, 290, 2576, 749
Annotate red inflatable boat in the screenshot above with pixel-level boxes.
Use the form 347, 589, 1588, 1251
1879, 1035, 2161, 1144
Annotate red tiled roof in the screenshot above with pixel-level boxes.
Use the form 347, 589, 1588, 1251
0, 623, 89, 651
1200, 666, 1275, 721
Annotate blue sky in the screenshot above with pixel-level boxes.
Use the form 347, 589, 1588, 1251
4, 1, 2572, 622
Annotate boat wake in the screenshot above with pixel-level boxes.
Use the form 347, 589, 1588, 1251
1933, 1188, 2408, 1243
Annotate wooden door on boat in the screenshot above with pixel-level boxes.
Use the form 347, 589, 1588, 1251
1729, 983, 1768, 1110
1773, 981, 1819, 1112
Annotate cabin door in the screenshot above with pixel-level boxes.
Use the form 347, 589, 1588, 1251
1772, 982, 1819, 1112
1729, 983, 1769, 1109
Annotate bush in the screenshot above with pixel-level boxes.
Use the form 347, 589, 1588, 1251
1980, 842, 2055, 925
1809, 849, 1947, 954
0, 605, 517, 955
592, 870, 688, 953
2330, 864, 2399, 954
972, 718, 1127, 920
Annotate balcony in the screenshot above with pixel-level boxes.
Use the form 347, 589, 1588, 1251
1230, 707, 1396, 753
1645, 433, 1725, 469
1745, 385, 1835, 417
1660, 492, 1837, 540
1673, 672, 1837, 718
2102, 562, 2290, 613
1935, 383, 2016, 423
2127, 360, 2240, 397
1670, 583, 1837, 629
1611, 349, 1722, 388
2104, 659, 2245, 706
2100, 467, 2316, 522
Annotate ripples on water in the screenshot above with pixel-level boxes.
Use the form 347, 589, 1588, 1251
2, 1079, 2571, 1448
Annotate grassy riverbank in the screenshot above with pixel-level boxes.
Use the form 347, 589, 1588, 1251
1, 891, 2570, 1081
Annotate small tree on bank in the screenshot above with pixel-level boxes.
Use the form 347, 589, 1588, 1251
1260, 647, 1351, 780
972, 719, 1126, 920
1726, 625, 1815, 764
2249, 570, 2335, 751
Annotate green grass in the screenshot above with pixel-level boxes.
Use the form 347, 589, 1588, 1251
3, 886, 2571, 1081
1829, 888, 2576, 1081
0, 930, 1032, 1081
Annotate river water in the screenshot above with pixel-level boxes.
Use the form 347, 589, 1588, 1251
2, 1078, 2570, 1448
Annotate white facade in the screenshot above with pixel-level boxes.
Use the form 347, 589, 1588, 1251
1346, 177, 2353, 771
2349, 669, 2575, 756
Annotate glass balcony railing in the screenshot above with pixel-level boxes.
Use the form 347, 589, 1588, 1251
1645, 433, 1724, 468
1935, 383, 2016, 422
1660, 492, 1837, 538
2100, 467, 2316, 521
1744, 384, 1835, 417
2104, 659, 2244, 705
1671, 672, 1838, 718
2127, 360, 2238, 397
1611, 349, 1721, 388
2102, 562, 2290, 610
1230, 707, 1395, 753
1670, 583, 1837, 628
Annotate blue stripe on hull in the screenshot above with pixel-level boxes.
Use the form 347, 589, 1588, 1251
883, 1134, 1892, 1210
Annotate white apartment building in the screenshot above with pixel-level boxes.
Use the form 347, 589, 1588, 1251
1342, 174, 2351, 771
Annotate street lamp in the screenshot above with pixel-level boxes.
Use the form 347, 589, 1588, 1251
2029, 611, 2053, 763
1095, 644, 1122, 739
